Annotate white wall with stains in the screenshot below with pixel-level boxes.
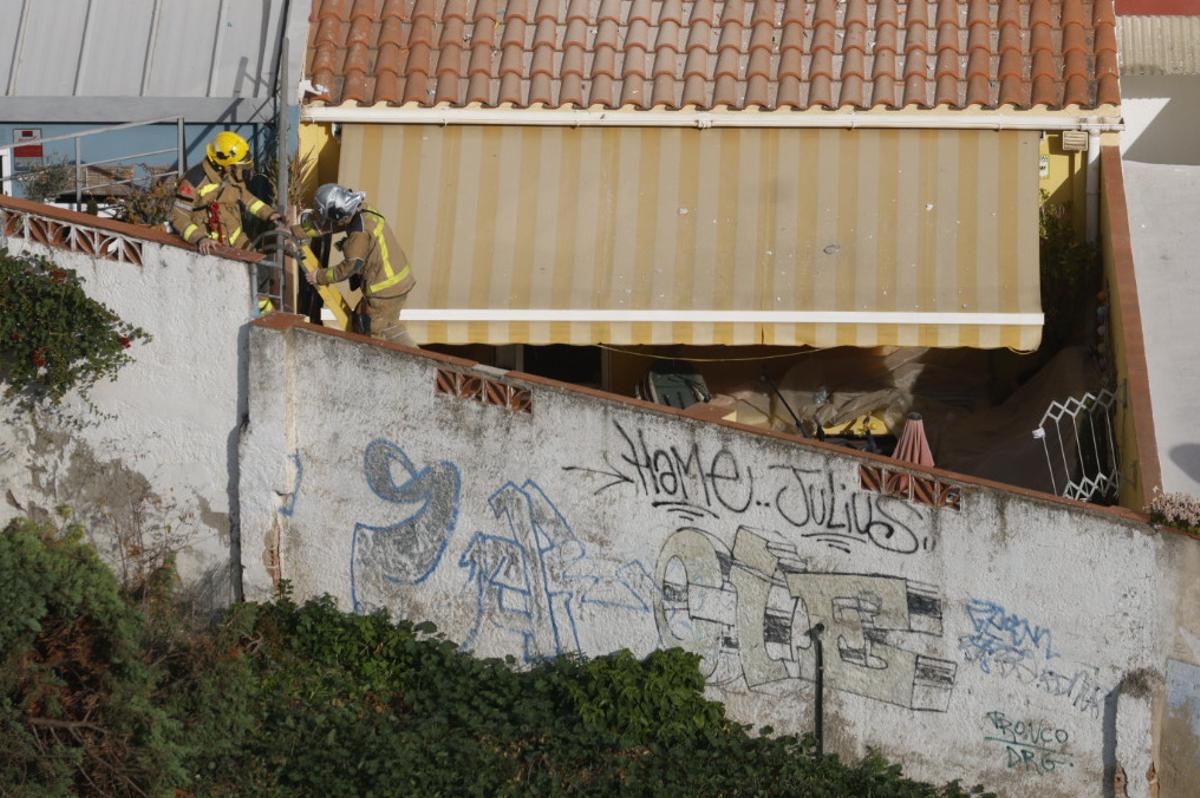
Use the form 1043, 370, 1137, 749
0, 236, 257, 608
240, 319, 1200, 798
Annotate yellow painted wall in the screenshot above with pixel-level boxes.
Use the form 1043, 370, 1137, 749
1038, 132, 1087, 235
297, 123, 342, 207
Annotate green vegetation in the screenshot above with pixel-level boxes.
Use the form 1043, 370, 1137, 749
110, 176, 176, 227
0, 247, 150, 406
16, 158, 73, 205
1, 517, 994, 797
1039, 196, 1100, 355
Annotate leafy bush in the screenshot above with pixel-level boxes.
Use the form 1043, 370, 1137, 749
0, 518, 183, 795
1, 518, 994, 798
17, 157, 73, 205
109, 176, 176, 226
0, 246, 150, 406
1040, 197, 1099, 354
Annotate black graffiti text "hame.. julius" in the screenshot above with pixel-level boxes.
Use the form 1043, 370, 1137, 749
565, 419, 932, 555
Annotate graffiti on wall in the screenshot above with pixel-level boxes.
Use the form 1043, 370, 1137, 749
343, 428, 959, 712
565, 419, 934, 555
959, 598, 1105, 717
351, 439, 462, 612
458, 479, 660, 662
654, 525, 957, 710
982, 710, 1074, 776
278, 452, 302, 517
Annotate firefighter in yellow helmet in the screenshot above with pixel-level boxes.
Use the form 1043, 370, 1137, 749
170, 131, 282, 255
300, 183, 418, 348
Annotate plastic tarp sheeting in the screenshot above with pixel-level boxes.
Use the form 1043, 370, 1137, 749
724, 346, 1099, 494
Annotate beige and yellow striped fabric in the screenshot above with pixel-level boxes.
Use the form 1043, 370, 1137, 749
337, 124, 1042, 350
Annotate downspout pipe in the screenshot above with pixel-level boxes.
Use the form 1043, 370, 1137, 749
1086, 130, 1102, 244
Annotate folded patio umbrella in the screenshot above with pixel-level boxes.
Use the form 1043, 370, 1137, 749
894, 412, 935, 469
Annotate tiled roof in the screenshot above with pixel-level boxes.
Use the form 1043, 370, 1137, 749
307, 0, 1120, 112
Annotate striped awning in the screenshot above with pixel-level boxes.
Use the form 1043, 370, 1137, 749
336, 124, 1042, 350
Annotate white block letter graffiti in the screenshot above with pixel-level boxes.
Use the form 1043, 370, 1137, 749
654, 526, 957, 710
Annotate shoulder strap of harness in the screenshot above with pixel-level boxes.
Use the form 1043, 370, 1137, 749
183, 162, 207, 187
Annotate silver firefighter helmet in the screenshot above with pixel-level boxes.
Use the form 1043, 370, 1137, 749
312, 183, 366, 229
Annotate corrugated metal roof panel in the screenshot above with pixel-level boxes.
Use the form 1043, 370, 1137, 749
1120, 15, 1200, 74
0, 2, 25, 94
12, 0, 91, 96
75, 0, 159, 97
1, 0, 295, 100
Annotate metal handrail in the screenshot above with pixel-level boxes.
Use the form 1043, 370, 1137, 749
0, 115, 185, 152
1, 115, 186, 211
84, 170, 181, 193
15, 153, 177, 184
83, 147, 178, 169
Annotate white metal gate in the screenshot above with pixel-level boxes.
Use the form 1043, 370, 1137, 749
1034, 389, 1120, 503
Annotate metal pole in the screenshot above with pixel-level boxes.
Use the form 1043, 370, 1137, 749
808, 623, 826, 758
277, 37, 289, 216
176, 116, 186, 174
761, 371, 810, 438
276, 36, 291, 312
1085, 131, 1101, 244
74, 137, 82, 210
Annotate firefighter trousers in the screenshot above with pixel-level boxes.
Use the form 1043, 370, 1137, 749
356, 290, 417, 348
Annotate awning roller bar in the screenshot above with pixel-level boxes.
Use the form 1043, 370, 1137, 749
400, 309, 1045, 326
305, 105, 1123, 132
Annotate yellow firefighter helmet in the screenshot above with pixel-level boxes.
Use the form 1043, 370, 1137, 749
207, 131, 251, 167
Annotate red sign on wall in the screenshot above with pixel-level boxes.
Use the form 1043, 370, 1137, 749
12, 129, 42, 159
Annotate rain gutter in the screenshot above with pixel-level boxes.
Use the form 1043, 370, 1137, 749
302, 105, 1124, 132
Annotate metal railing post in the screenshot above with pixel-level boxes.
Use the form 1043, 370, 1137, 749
176, 116, 186, 174
276, 37, 292, 313
74, 137, 83, 210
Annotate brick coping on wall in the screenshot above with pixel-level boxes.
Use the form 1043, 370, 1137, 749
1101, 146, 1164, 500
0, 194, 264, 264
253, 312, 1164, 530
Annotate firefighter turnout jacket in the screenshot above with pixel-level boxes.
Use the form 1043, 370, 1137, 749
171, 159, 275, 250
310, 208, 416, 300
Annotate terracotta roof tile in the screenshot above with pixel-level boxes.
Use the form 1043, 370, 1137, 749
871, 0, 899, 107
1094, 0, 1120, 104
308, 0, 1121, 112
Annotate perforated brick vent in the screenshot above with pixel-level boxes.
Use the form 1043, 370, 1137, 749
1, 207, 144, 265
859, 464, 961, 511
435, 367, 533, 414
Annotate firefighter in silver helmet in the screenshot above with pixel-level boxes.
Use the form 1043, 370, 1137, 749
299, 183, 418, 348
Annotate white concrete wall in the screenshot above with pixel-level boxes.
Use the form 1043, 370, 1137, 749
0, 235, 257, 608
241, 321, 1199, 797
1120, 76, 1200, 166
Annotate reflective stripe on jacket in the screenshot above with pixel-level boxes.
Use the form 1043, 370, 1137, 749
313, 207, 416, 299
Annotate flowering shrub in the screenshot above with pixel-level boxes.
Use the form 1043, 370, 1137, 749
1147, 487, 1200, 534
0, 246, 150, 406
